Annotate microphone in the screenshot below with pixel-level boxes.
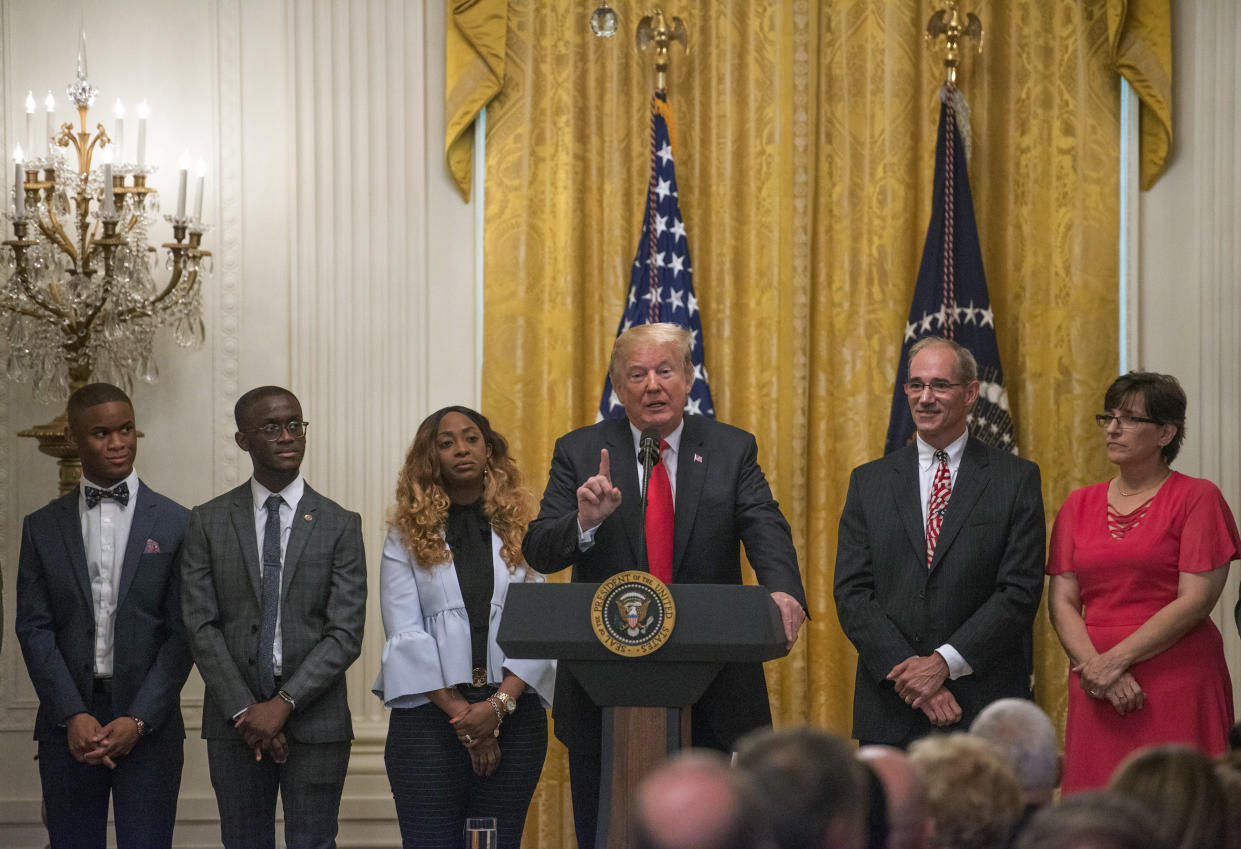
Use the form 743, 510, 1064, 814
638, 427, 662, 468
638, 427, 662, 574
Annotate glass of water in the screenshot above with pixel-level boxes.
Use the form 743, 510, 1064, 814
464, 817, 498, 849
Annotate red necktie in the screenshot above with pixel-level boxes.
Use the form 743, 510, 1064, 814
925, 450, 952, 567
646, 440, 674, 583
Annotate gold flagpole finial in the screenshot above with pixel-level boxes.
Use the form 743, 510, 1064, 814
636, 8, 688, 91
926, 1, 983, 86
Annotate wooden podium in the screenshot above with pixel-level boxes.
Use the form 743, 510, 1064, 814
498, 582, 787, 849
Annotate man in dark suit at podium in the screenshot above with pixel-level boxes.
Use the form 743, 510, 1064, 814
523, 322, 808, 849
833, 336, 1045, 747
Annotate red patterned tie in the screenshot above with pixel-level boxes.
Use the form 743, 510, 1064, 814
925, 450, 952, 567
646, 440, 674, 583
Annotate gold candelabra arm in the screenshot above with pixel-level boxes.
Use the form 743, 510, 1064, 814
926, 1, 983, 85
636, 8, 688, 91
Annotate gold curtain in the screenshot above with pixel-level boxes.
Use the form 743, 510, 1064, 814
1105, 0, 1173, 189
445, 0, 509, 200
469, 2, 1152, 845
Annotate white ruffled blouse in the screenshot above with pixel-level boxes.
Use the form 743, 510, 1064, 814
371, 527, 555, 709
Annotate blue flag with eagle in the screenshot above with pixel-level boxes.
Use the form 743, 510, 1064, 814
598, 90, 715, 421
884, 85, 1016, 455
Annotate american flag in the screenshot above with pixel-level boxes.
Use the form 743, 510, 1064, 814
598, 90, 715, 421
884, 85, 1016, 455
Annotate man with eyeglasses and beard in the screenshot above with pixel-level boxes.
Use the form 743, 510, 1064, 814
834, 336, 1045, 748
180, 386, 366, 849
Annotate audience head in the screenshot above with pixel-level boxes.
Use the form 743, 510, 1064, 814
66, 382, 137, 487
909, 732, 1021, 849
856, 745, 932, 849
858, 762, 889, 849
1014, 791, 1168, 849
1214, 750, 1241, 849
735, 726, 867, 849
1108, 744, 1226, 849
632, 750, 771, 849
969, 698, 1061, 807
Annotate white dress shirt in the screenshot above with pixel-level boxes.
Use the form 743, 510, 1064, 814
915, 431, 973, 680
79, 469, 140, 677
251, 475, 305, 676
579, 418, 684, 547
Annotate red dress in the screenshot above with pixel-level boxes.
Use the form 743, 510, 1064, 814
1047, 471, 1241, 793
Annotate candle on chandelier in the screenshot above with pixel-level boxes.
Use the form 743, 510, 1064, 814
24, 92, 35, 159
176, 150, 191, 218
101, 146, 115, 217
113, 99, 125, 161
13, 145, 25, 218
193, 158, 206, 221
136, 100, 149, 167
44, 91, 55, 156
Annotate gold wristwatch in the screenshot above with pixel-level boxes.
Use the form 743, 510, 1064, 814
493, 691, 517, 715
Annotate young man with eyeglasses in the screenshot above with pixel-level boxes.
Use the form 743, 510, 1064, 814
834, 336, 1046, 748
179, 385, 367, 849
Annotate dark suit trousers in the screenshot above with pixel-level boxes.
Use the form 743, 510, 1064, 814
38, 681, 184, 849
385, 689, 547, 849
207, 735, 351, 849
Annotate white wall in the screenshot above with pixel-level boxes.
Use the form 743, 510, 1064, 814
0, 2, 477, 846
1134, 1, 1241, 707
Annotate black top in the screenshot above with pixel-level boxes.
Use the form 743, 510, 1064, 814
445, 500, 495, 670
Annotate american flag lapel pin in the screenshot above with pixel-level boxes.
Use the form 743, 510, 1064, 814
693, 453, 703, 463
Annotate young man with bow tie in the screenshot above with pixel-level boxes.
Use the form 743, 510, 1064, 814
16, 382, 193, 848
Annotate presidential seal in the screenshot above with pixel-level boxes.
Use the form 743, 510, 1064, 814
590, 570, 676, 657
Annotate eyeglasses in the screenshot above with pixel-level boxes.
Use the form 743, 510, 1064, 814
1094, 414, 1158, 430
243, 421, 310, 441
904, 379, 964, 395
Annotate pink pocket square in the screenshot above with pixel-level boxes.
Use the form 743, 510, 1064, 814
144, 539, 161, 554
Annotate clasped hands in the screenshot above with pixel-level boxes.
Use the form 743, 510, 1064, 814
887, 654, 962, 728
449, 700, 502, 777
577, 449, 807, 649
66, 712, 141, 768
1075, 652, 1145, 715
235, 697, 292, 763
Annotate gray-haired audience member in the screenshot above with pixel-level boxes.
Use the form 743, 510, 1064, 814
909, 732, 1021, 849
735, 726, 868, 849
857, 745, 932, 849
1014, 791, 1168, 849
970, 698, 1061, 812
632, 751, 771, 849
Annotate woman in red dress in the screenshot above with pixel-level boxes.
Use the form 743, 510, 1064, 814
1047, 372, 1241, 793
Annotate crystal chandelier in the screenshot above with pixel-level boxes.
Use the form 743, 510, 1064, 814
2, 30, 210, 490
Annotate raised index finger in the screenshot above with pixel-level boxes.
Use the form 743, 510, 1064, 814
598, 448, 611, 483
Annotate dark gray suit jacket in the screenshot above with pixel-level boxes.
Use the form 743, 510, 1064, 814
833, 438, 1045, 743
522, 414, 806, 750
179, 482, 366, 742
16, 483, 192, 740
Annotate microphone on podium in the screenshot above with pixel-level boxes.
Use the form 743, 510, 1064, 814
638, 426, 662, 573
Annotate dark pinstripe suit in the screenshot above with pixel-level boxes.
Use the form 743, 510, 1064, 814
833, 437, 1045, 745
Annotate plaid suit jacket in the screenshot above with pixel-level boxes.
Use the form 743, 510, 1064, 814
179, 482, 366, 742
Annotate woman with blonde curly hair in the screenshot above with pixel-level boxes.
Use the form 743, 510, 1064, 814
372, 407, 555, 848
